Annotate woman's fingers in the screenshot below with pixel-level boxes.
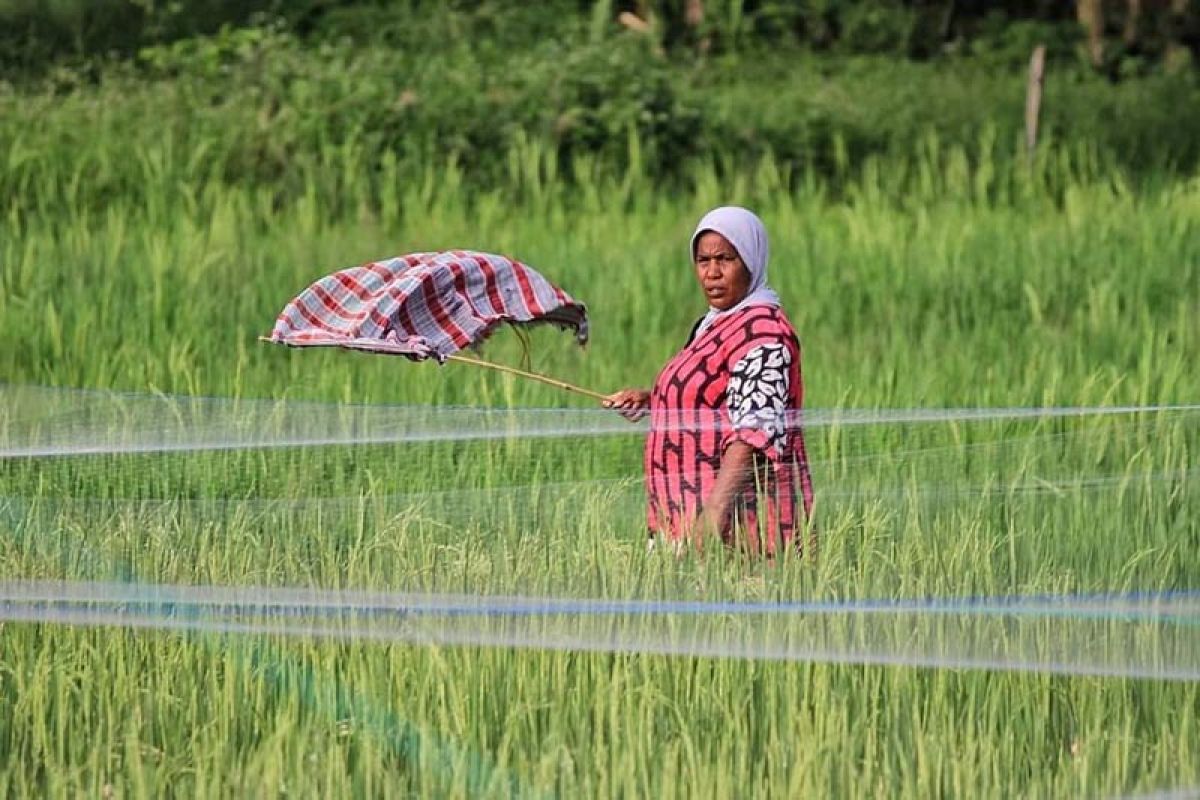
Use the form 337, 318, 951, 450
601, 390, 628, 408
602, 389, 649, 422
603, 389, 647, 409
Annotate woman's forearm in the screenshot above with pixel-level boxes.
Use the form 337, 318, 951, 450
698, 440, 756, 533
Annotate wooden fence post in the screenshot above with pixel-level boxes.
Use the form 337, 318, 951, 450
1025, 44, 1047, 158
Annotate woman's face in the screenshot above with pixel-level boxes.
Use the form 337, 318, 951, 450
693, 231, 751, 310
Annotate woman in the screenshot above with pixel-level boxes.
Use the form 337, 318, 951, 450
604, 206, 815, 556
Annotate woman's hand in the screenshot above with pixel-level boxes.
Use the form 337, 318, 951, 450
602, 388, 650, 422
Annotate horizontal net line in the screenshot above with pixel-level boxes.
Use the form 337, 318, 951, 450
3, 383, 1198, 458
4, 579, 1200, 617
3, 580, 1199, 681
2, 467, 1194, 518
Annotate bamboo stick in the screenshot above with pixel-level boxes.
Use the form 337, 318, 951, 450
446, 353, 608, 402
260, 336, 607, 402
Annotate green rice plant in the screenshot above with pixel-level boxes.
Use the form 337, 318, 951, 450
1, 56, 1200, 796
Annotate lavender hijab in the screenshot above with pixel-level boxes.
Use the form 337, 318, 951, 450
690, 206, 781, 336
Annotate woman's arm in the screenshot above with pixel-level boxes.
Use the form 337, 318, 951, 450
694, 440, 756, 542
694, 339, 792, 545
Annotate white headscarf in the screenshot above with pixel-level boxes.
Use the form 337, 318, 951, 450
689, 206, 781, 336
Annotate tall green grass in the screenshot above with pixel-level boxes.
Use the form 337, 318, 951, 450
1, 410, 1198, 797
2, 132, 1196, 407
2, 65, 1200, 797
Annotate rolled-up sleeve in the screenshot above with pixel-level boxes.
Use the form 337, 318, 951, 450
724, 342, 791, 459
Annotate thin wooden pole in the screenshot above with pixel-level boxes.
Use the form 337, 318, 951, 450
1025, 44, 1047, 158
260, 336, 607, 402
446, 353, 608, 402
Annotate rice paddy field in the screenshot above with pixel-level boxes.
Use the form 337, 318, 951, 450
2, 116, 1200, 796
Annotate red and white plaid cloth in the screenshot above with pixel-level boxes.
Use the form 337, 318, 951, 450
268, 250, 588, 360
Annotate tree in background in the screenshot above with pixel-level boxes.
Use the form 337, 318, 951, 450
610, 0, 1196, 66
0, 0, 1197, 75
1077, 0, 1197, 72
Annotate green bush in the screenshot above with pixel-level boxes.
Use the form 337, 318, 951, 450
0, 0, 292, 70
837, 1, 917, 55
2, 3, 1198, 221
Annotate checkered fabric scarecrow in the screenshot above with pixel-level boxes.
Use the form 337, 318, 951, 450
267, 250, 588, 361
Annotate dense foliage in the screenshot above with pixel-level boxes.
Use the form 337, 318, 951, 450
2, 1, 1197, 69
2, 0, 1198, 213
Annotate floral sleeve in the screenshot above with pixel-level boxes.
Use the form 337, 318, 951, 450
726, 342, 792, 458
